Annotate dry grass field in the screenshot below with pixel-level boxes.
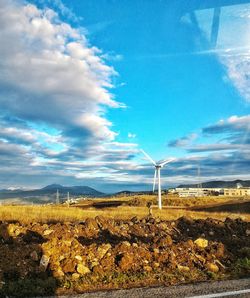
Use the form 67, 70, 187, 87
0, 194, 250, 297
0, 194, 249, 223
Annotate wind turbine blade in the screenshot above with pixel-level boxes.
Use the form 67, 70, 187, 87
153, 170, 157, 192
159, 158, 176, 167
141, 149, 156, 165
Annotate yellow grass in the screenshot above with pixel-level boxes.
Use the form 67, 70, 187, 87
81, 194, 250, 207
0, 204, 249, 223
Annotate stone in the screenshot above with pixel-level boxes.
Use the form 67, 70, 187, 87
75, 255, 83, 261
39, 255, 50, 271
143, 265, 152, 272
54, 269, 65, 278
194, 238, 208, 249
215, 243, 225, 258
62, 260, 76, 273
90, 261, 99, 269
0, 224, 11, 241
195, 254, 206, 264
63, 240, 72, 247
7, 224, 18, 236
43, 229, 54, 236
77, 264, 90, 275
15, 229, 21, 236
72, 273, 80, 280
97, 244, 111, 259
177, 265, 190, 272
153, 248, 159, 254
206, 262, 219, 273
85, 218, 99, 230
153, 262, 160, 268
118, 253, 134, 271
157, 235, 173, 247
30, 250, 39, 261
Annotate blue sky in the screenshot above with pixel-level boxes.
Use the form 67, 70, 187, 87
0, 0, 250, 192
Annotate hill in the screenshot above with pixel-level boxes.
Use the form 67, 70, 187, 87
178, 179, 250, 188
0, 184, 104, 203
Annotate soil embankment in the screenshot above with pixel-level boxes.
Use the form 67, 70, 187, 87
191, 200, 250, 213
0, 216, 249, 296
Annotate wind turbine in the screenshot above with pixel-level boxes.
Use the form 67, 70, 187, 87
141, 149, 175, 210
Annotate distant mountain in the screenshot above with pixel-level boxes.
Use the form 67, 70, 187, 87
177, 179, 250, 188
0, 184, 104, 201
42, 184, 63, 190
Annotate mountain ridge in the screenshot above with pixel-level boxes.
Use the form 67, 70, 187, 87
177, 179, 250, 188
0, 184, 104, 200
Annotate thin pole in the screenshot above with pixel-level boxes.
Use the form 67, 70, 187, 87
158, 168, 162, 209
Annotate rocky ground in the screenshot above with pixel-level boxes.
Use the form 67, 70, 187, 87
0, 216, 250, 297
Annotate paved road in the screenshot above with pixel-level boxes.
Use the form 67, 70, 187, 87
41, 278, 250, 298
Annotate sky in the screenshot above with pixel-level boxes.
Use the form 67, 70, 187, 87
0, 0, 250, 192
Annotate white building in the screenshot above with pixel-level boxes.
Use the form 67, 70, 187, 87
175, 188, 223, 197
224, 188, 250, 197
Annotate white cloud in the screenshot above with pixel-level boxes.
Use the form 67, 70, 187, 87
221, 54, 250, 101
0, 0, 141, 189
0, 0, 121, 137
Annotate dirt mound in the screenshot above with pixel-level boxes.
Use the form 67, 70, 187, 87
0, 216, 249, 296
191, 200, 250, 213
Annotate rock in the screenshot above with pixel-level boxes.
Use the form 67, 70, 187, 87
97, 244, 111, 259
95, 216, 108, 229
62, 260, 76, 273
153, 262, 160, 268
117, 242, 132, 254
194, 238, 208, 249
143, 265, 152, 272
72, 273, 80, 280
153, 248, 160, 254
30, 250, 39, 261
0, 224, 11, 241
43, 229, 54, 236
177, 265, 190, 272
39, 255, 50, 271
14, 229, 21, 236
186, 239, 194, 248
215, 243, 225, 258
75, 255, 83, 261
157, 235, 173, 247
7, 224, 19, 236
100, 256, 115, 270
62, 240, 72, 247
77, 264, 90, 275
206, 262, 219, 273
90, 261, 99, 269
195, 254, 206, 264
118, 253, 134, 271
53, 269, 65, 278
85, 218, 99, 230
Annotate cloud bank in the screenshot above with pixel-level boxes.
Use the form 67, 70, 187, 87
0, 0, 138, 189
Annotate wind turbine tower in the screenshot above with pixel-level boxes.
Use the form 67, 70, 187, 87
141, 149, 175, 210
